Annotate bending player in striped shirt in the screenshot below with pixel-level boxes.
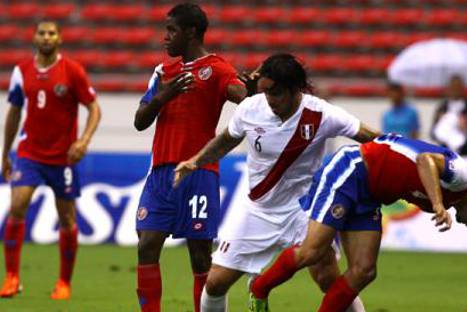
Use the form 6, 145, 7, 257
250, 134, 467, 312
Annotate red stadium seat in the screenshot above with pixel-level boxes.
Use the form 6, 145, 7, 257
358, 8, 391, 25
205, 28, 229, 46
18, 27, 35, 43
308, 55, 342, 72
341, 55, 376, 72
389, 9, 424, 25
424, 9, 458, 26
241, 53, 269, 70
134, 51, 167, 69
100, 51, 133, 69
253, 7, 289, 24
264, 30, 296, 48
219, 5, 251, 24
297, 31, 331, 47
332, 31, 367, 48
7, 3, 40, 20
71, 50, 101, 68
0, 50, 31, 67
92, 27, 120, 44
122, 28, 157, 45
110, 5, 145, 22
42, 4, 76, 20
0, 25, 19, 43
369, 32, 407, 49
322, 8, 358, 24
61, 27, 92, 44
405, 32, 437, 45
80, 4, 113, 21
147, 5, 173, 22
289, 7, 321, 24
231, 30, 264, 47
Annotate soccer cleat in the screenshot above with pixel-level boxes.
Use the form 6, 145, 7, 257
50, 279, 71, 300
0, 273, 22, 298
248, 292, 270, 312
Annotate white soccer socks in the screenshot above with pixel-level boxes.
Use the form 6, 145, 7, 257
200, 287, 229, 312
346, 295, 366, 312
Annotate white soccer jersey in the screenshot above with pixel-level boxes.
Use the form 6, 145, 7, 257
228, 93, 360, 218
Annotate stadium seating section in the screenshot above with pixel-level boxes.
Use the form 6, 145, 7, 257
1, 1, 466, 96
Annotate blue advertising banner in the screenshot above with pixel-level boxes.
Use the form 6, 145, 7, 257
0, 153, 246, 245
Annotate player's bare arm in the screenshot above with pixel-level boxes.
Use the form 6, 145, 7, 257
1, 106, 22, 181
238, 65, 261, 97
353, 123, 381, 143
226, 84, 247, 104
68, 100, 101, 164
134, 73, 194, 131
416, 152, 452, 231
174, 129, 243, 187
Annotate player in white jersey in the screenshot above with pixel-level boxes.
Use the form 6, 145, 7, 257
174, 54, 379, 312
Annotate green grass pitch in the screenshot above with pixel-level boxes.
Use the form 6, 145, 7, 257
0, 244, 466, 311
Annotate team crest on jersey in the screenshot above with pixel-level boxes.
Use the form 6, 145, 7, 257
300, 124, 314, 140
137, 207, 148, 221
331, 204, 345, 219
11, 170, 22, 182
198, 66, 212, 80
193, 222, 203, 231
254, 127, 266, 135
54, 84, 68, 97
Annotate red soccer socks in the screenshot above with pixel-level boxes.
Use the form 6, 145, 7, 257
251, 246, 298, 299
318, 276, 358, 312
193, 272, 208, 312
3, 217, 25, 277
58, 225, 78, 283
137, 264, 162, 312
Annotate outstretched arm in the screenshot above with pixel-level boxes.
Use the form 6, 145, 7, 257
173, 129, 243, 187
416, 152, 452, 231
1, 105, 22, 180
353, 123, 381, 144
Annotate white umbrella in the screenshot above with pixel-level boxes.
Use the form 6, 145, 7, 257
388, 38, 467, 88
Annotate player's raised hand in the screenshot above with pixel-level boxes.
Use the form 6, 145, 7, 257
238, 65, 261, 96
431, 205, 452, 232
156, 72, 194, 103
173, 159, 198, 188
1, 156, 12, 181
67, 138, 88, 164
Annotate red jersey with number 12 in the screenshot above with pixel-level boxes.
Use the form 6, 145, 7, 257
7, 54, 96, 165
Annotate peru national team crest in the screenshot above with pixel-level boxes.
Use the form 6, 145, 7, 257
137, 207, 148, 221
54, 84, 68, 97
198, 66, 212, 80
300, 124, 314, 140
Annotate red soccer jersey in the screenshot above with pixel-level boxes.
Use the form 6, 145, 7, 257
7, 54, 96, 165
361, 135, 467, 208
141, 54, 244, 173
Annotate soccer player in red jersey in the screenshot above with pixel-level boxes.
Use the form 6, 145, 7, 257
250, 134, 467, 311
133, 4, 246, 312
1, 21, 101, 300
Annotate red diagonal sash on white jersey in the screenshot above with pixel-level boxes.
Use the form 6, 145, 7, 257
249, 108, 322, 201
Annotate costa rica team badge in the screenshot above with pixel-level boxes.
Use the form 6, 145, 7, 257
54, 84, 68, 97
198, 66, 212, 80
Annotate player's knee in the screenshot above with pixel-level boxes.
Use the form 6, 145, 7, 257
9, 202, 28, 219
314, 271, 336, 292
137, 235, 160, 264
205, 275, 228, 296
351, 262, 377, 285
297, 246, 323, 268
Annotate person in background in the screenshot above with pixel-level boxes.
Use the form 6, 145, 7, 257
431, 75, 467, 153
382, 81, 419, 139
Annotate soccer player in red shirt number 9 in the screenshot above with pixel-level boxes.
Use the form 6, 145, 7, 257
1, 22, 101, 299
133, 4, 246, 312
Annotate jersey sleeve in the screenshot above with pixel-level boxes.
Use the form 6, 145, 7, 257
71, 62, 96, 105
228, 98, 248, 138
140, 64, 163, 105
7, 66, 25, 108
217, 62, 245, 98
323, 99, 360, 138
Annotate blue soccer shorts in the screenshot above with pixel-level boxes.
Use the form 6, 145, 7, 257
136, 165, 220, 239
11, 157, 81, 200
300, 146, 382, 231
